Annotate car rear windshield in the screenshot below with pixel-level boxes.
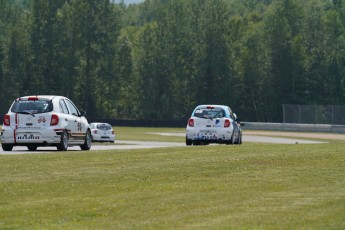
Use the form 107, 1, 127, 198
97, 124, 111, 130
10, 100, 53, 114
193, 108, 226, 119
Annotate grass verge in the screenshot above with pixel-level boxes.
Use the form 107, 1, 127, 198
1, 142, 345, 229
114, 126, 185, 142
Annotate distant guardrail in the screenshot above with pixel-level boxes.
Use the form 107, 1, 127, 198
242, 122, 345, 134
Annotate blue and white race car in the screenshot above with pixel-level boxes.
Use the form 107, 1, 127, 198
186, 105, 242, 145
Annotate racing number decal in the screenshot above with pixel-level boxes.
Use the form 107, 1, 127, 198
77, 122, 82, 132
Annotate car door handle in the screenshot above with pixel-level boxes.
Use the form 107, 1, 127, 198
65, 118, 68, 121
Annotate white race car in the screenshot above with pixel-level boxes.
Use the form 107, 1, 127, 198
90, 123, 115, 143
1, 95, 92, 151
186, 105, 242, 145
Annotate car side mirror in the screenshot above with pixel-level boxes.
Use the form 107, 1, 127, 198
80, 110, 86, 116
233, 113, 237, 121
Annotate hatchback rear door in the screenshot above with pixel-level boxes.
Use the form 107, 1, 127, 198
193, 107, 229, 129
10, 98, 53, 130
97, 124, 113, 139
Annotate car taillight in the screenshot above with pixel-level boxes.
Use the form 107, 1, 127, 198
3, 114, 10, 126
224, 119, 231, 128
188, 118, 194, 127
50, 114, 59, 126
112, 131, 114, 135
28, 96, 39, 101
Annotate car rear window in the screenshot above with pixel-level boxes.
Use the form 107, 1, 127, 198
10, 100, 53, 114
97, 124, 111, 130
193, 108, 225, 119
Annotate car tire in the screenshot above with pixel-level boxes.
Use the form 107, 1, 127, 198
2, 144, 13, 151
229, 132, 235, 145
186, 138, 192, 146
27, 145, 38, 151
80, 130, 92, 150
235, 132, 240, 144
57, 130, 68, 151
193, 141, 201, 145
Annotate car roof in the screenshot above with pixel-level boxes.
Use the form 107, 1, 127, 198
193, 105, 232, 116
195, 105, 229, 109
16, 95, 62, 101
90, 122, 111, 126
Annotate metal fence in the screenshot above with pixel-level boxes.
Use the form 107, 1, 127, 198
282, 104, 345, 125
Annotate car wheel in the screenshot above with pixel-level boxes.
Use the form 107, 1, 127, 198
2, 144, 13, 151
80, 130, 92, 150
186, 138, 192, 146
228, 132, 235, 145
57, 130, 68, 151
27, 145, 37, 151
234, 131, 240, 144
193, 141, 201, 145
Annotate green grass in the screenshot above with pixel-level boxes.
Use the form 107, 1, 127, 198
114, 126, 185, 142
1, 128, 345, 229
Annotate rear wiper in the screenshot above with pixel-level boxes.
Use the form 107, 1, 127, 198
201, 116, 213, 121
16, 111, 35, 117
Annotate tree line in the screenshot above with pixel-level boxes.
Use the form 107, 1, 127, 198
1, 0, 345, 122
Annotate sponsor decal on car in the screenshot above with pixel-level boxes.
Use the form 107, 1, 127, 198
213, 119, 221, 127
17, 134, 40, 140
38, 117, 46, 123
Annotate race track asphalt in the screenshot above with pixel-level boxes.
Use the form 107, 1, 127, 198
0, 134, 326, 155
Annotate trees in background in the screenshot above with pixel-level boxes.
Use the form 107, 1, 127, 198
1, 0, 345, 122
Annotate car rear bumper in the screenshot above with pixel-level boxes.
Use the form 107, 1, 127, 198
91, 134, 115, 142
1, 127, 61, 145
186, 129, 233, 142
